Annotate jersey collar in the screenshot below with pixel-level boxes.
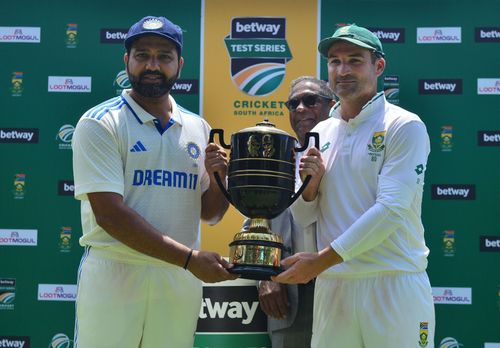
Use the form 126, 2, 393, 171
330, 92, 385, 126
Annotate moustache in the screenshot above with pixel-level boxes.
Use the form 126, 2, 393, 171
140, 71, 166, 80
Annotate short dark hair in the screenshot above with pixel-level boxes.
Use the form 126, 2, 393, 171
289, 76, 334, 100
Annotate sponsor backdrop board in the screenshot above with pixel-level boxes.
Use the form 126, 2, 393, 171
1, 0, 499, 347
319, 0, 500, 347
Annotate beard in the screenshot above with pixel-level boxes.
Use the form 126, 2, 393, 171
128, 68, 178, 98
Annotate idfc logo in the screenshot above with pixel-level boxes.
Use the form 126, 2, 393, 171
480, 236, 500, 252
58, 180, 75, 196
0, 26, 40, 43
475, 27, 500, 42
0, 229, 37, 246
48, 76, 91, 93
417, 27, 461, 43
368, 27, 405, 43
432, 287, 472, 305
419, 79, 462, 94
38, 284, 77, 302
100, 28, 128, 43
431, 184, 476, 200
478, 130, 500, 146
0, 336, 30, 348
477, 78, 500, 95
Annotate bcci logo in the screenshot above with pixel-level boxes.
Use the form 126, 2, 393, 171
224, 17, 292, 96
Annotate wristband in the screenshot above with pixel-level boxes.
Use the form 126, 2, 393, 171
183, 249, 193, 270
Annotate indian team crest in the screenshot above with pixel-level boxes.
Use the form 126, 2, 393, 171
224, 17, 293, 96
186, 142, 201, 160
367, 130, 386, 161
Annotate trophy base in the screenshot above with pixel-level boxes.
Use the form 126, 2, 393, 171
229, 264, 283, 281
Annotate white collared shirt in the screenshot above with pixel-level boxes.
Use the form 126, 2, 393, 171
72, 90, 211, 263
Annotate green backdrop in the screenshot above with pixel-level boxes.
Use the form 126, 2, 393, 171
1, 0, 499, 347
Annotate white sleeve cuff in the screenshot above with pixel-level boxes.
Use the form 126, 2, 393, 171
290, 194, 319, 228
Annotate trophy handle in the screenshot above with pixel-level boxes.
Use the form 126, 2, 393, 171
209, 129, 233, 204
289, 131, 320, 207
209, 128, 231, 149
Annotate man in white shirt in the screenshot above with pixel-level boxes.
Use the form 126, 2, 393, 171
72, 16, 237, 348
256, 77, 334, 348
273, 24, 435, 348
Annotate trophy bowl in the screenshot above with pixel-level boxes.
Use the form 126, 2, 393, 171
210, 119, 318, 280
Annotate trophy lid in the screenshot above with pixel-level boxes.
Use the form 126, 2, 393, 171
238, 119, 293, 137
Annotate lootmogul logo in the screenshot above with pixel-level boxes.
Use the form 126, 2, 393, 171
225, 17, 292, 96
417, 27, 461, 43
0, 229, 37, 246
38, 284, 77, 301
48, 76, 91, 93
432, 287, 472, 305
477, 78, 500, 95
0, 26, 40, 43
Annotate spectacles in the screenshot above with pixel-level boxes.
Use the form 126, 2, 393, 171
285, 94, 332, 111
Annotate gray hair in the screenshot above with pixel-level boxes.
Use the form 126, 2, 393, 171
289, 76, 334, 100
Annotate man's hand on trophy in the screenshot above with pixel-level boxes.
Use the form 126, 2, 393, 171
258, 281, 289, 320
187, 249, 239, 283
299, 147, 325, 202
205, 143, 228, 184
271, 247, 343, 284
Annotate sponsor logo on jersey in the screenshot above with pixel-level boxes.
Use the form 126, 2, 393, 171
477, 78, 500, 95
475, 27, 500, 42
100, 28, 128, 43
132, 169, 198, 190
417, 27, 461, 43
0, 27, 40, 43
0, 336, 30, 347
478, 130, 500, 146
0, 229, 37, 246
56, 124, 74, 150
0, 128, 38, 143
368, 27, 405, 43
224, 17, 292, 96
11, 71, 23, 96
0, 278, 16, 311
441, 125, 453, 151
419, 79, 462, 94
48, 333, 72, 348
432, 287, 472, 305
38, 284, 77, 301
48, 76, 91, 93
439, 336, 463, 348
431, 184, 475, 200
442, 230, 456, 257
480, 236, 500, 252
65, 23, 78, 48
418, 322, 429, 347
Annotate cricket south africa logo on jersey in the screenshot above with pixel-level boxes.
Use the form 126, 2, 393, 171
224, 17, 293, 96
367, 130, 386, 161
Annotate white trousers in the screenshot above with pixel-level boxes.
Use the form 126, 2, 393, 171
74, 247, 202, 348
312, 271, 435, 348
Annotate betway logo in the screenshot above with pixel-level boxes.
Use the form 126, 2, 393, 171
171, 79, 199, 95
480, 236, 500, 252
431, 184, 475, 200
232, 17, 285, 38
199, 298, 258, 325
475, 27, 500, 42
0, 337, 30, 348
478, 131, 500, 146
419, 79, 462, 94
100, 28, 128, 43
58, 180, 75, 196
368, 27, 405, 43
0, 128, 38, 143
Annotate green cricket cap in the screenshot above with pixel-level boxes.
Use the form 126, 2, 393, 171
318, 24, 385, 58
